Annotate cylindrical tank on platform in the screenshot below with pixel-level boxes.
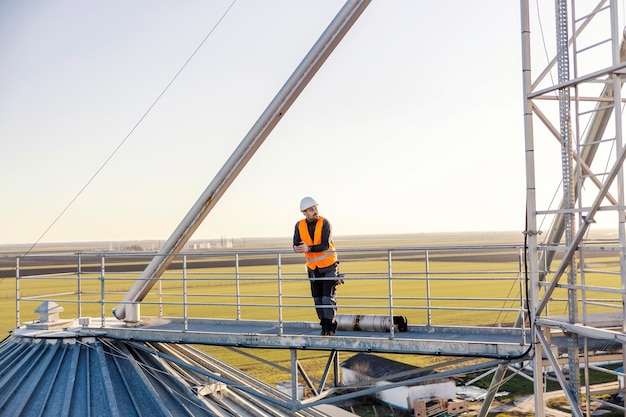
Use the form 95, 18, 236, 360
336, 314, 407, 332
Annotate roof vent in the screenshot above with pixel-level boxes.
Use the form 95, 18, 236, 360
34, 301, 64, 323
26, 301, 73, 330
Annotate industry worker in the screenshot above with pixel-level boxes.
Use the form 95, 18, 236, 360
293, 196, 340, 336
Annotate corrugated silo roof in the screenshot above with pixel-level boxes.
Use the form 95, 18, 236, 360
0, 335, 334, 417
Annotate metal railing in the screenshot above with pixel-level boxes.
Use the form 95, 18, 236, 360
15, 244, 534, 333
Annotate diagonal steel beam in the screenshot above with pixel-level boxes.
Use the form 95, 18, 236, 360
535, 328, 584, 417
536, 137, 626, 316
113, 0, 372, 321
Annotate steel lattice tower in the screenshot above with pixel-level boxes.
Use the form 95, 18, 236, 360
522, 1, 626, 415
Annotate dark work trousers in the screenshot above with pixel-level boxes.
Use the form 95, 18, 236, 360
308, 264, 338, 322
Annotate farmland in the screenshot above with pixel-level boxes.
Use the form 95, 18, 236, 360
1, 231, 623, 416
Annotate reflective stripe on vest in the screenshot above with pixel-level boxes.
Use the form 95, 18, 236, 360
298, 216, 337, 269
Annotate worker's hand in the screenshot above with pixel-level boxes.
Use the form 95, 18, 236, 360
294, 242, 309, 253
336, 273, 345, 286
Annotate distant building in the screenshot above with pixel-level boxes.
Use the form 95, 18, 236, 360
185, 241, 212, 250
340, 353, 456, 411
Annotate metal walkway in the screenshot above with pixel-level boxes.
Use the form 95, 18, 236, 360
9, 314, 532, 414
13, 317, 531, 359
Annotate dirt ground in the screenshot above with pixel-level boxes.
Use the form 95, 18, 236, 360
487, 382, 619, 416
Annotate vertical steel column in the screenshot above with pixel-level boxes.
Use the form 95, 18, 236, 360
425, 249, 432, 326
277, 253, 284, 334
183, 255, 188, 331
77, 253, 82, 318
387, 250, 394, 339
290, 349, 299, 409
610, 0, 626, 390
158, 265, 163, 318
520, 0, 545, 415
235, 253, 241, 320
15, 256, 20, 329
517, 248, 526, 331
100, 255, 106, 327
333, 350, 340, 387
555, 0, 581, 401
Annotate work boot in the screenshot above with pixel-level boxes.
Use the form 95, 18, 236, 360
320, 319, 328, 336
327, 320, 337, 336
321, 319, 334, 336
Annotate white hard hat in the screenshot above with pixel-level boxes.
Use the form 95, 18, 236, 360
300, 196, 318, 211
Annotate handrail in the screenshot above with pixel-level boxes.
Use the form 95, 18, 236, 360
15, 244, 532, 334
14, 243, 624, 338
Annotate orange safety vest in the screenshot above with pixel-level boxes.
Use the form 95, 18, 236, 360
298, 216, 337, 270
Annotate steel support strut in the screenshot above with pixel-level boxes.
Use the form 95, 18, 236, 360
112, 0, 372, 321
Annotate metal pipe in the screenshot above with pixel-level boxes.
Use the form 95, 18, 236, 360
113, 0, 372, 321
336, 314, 408, 332
183, 255, 188, 331
15, 256, 20, 329
77, 253, 82, 318
100, 255, 106, 327
425, 249, 431, 327
519, 0, 544, 414
277, 253, 283, 335
235, 253, 241, 320
387, 250, 394, 339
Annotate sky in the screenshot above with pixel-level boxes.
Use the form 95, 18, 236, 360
0, 1, 547, 245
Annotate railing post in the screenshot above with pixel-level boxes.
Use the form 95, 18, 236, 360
183, 255, 188, 331
15, 256, 20, 329
387, 250, 394, 339
158, 261, 163, 318
100, 255, 106, 327
157, 252, 163, 318
77, 253, 82, 318
278, 253, 284, 334
425, 249, 432, 326
518, 247, 526, 331
235, 253, 241, 320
